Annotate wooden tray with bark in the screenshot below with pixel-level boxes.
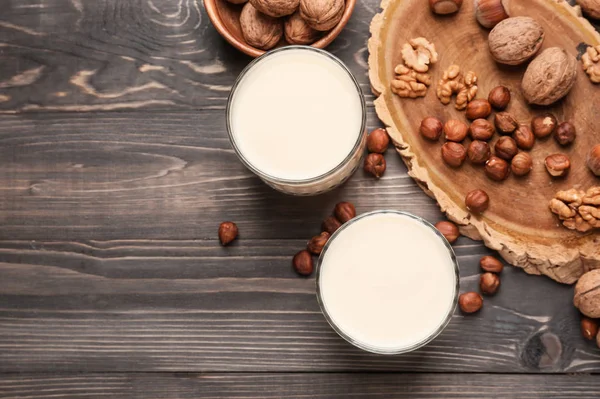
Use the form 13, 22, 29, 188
368, 0, 600, 284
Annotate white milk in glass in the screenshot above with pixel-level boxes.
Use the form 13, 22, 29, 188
317, 211, 458, 353
227, 46, 366, 195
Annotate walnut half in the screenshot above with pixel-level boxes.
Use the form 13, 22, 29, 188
436, 64, 478, 110
549, 187, 600, 232
582, 45, 600, 84
391, 64, 431, 98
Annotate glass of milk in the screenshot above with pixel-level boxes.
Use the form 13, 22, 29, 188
316, 210, 460, 354
226, 46, 367, 195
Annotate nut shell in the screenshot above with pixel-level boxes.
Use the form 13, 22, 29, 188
488, 85, 511, 110
467, 140, 491, 164
576, 0, 600, 19
240, 3, 283, 50
284, 11, 320, 44
480, 272, 501, 295
441, 142, 467, 168
444, 119, 468, 142
469, 119, 495, 141
459, 292, 483, 313
322, 216, 342, 235
511, 152, 533, 176
307, 231, 330, 255
474, 0, 509, 29
367, 128, 390, 153
513, 125, 535, 150
531, 114, 558, 138
435, 221, 460, 244
465, 189, 490, 214
465, 99, 492, 120
218, 221, 239, 246
544, 154, 571, 177
581, 317, 599, 341
292, 250, 314, 276
488, 17, 544, 65
494, 112, 518, 135
249, 0, 299, 17
574, 269, 600, 318
554, 122, 576, 146
420, 117, 444, 141
364, 153, 386, 178
334, 201, 356, 223
522, 47, 577, 106
494, 136, 518, 161
480, 255, 503, 273
299, 0, 345, 31
588, 144, 600, 176
485, 156, 510, 181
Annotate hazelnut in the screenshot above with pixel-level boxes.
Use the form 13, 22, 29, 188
240, 3, 283, 50
467, 140, 491, 164
465, 99, 492, 120
364, 153, 386, 178
511, 152, 533, 176
581, 317, 599, 341
465, 189, 490, 214
435, 220, 460, 244
480, 255, 504, 273
489, 17, 545, 65
367, 128, 390, 153
513, 125, 535, 150
218, 221, 239, 246
444, 119, 469, 142
480, 272, 501, 295
322, 216, 342, 234
544, 154, 571, 177
459, 292, 483, 313
587, 144, 600, 176
420, 117, 444, 141
292, 250, 313, 276
469, 119, 495, 141
474, 0, 509, 29
485, 156, 510, 181
307, 231, 330, 255
334, 201, 356, 223
554, 122, 576, 146
429, 0, 462, 14
494, 112, 519, 134
494, 136, 518, 161
531, 114, 558, 138
488, 86, 511, 110
441, 142, 467, 167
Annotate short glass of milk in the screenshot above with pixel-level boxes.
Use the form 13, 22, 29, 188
316, 210, 459, 354
227, 46, 367, 195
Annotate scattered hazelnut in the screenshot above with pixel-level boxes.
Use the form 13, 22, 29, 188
292, 250, 313, 276
459, 292, 483, 313
513, 125, 535, 150
511, 152, 533, 176
485, 156, 510, 181
469, 119, 495, 141
480, 255, 504, 273
588, 144, 600, 176
420, 117, 444, 141
307, 231, 330, 255
494, 136, 518, 161
367, 128, 390, 153
467, 140, 491, 164
441, 142, 467, 167
322, 216, 342, 234
465, 99, 492, 120
545, 154, 571, 177
444, 119, 469, 142
334, 201, 356, 223
474, 0, 509, 29
364, 153, 386, 178
494, 112, 519, 134
531, 113, 557, 138
218, 221, 239, 246
465, 189, 490, 214
488, 86, 511, 110
581, 317, 599, 341
554, 122, 576, 146
435, 221, 460, 244
480, 272, 501, 295
429, 0, 463, 14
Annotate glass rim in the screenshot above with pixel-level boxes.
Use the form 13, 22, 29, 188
315, 210, 460, 355
225, 45, 367, 185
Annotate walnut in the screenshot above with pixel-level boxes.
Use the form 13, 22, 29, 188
240, 3, 283, 50
522, 47, 577, 106
576, 0, 600, 19
488, 17, 545, 65
436, 64, 477, 110
582, 45, 600, 84
299, 0, 344, 31
401, 37, 439, 73
574, 269, 600, 319
391, 64, 431, 98
549, 187, 600, 232
284, 11, 320, 44
249, 0, 299, 17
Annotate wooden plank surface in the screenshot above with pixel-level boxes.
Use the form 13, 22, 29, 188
1, 373, 600, 398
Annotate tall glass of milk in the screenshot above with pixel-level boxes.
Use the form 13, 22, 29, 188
316, 210, 459, 354
227, 46, 367, 195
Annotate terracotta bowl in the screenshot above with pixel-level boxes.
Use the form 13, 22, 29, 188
203, 0, 357, 58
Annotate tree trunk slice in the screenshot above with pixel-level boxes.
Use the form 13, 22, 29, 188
368, 0, 600, 284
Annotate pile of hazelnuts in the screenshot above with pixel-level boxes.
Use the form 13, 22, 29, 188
363, 128, 391, 178
420, 85, 579, 182
434, 219, 503, 314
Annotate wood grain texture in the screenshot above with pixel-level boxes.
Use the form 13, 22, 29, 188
2, 373, 600, 398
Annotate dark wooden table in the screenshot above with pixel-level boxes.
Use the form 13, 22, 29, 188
0, 0, 599, 397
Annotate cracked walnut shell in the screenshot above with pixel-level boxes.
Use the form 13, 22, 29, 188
582, 45, 600, 84
488, 17, 545, 65
522, 47, 577, 106
249, 0, 299, 17
299, 0, 344, 31
240, 3, 283, 50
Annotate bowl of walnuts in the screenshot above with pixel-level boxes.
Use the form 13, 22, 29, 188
204, 0, 356, 57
